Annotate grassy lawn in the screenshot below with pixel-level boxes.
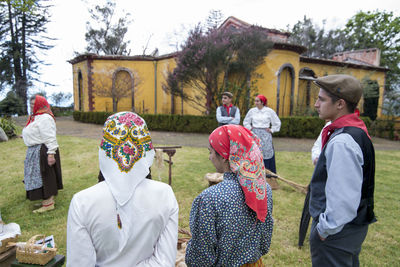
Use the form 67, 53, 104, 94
1, 135, 399, 266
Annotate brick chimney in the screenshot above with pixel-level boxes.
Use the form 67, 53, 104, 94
332, 48, 381, 66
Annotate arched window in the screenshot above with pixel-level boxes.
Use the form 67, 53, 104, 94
78, 70, 83, 111
277, 64, 295, 117
298, 68, 317, 114
362, 78, 379, 120
112, 68, 135, 112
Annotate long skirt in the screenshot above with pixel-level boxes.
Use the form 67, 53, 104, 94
25, 144, 63, 201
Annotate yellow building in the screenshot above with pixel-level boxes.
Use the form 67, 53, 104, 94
69, 16, 388, 118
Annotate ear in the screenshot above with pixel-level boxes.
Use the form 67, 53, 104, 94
336, 99, 346, 110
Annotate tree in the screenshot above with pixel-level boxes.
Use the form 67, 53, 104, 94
50, 91, 72, 107
287, 16, 348, 58
0, 0, 54, 114
85, 0, 132, 55
163, 21, 273, 114
343, 10, 400, 91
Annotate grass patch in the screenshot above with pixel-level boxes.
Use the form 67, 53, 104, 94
0, 136, 399, 266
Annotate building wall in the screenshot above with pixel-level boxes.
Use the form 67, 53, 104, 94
253, 49, 300, 116
72, 61, 89, 111
71, 51, 387, 118
298, 62, 386, 116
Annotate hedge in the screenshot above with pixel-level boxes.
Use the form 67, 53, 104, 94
75, 111, 374, 138
72, 111, 381, 139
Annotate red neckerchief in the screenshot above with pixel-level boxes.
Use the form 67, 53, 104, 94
223, 104, 233, 115
321, 113, 370, 150
25, 95, 55, 127
209, 125, 269, 222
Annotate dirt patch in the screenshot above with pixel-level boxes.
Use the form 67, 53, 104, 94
13, 116, 400, 151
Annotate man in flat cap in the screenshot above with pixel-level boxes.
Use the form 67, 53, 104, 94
309, 74, 376, 266
216, 92, 240, 126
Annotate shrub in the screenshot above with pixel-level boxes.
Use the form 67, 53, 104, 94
369, 119, 395, 139
0, 117, 18, 138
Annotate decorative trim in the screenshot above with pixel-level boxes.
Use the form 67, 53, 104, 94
87, 58, 94, 111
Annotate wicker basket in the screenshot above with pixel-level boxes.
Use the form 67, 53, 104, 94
0, 236, 18, 254
16, 234, 57, 265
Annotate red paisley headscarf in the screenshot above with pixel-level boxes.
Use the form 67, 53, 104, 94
25, 95, 55, 127
321, 113, 370, 150
209, 125, 270, 222
256, 94, 267, 106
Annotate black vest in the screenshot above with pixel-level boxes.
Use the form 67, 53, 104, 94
309, 126, 376, 225
218, 105, 237, 126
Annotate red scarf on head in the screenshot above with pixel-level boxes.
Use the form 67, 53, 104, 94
321, 113, 370, 150
257, 94, 267, 106
209, 125, 269, 222
25, 95, 55, 127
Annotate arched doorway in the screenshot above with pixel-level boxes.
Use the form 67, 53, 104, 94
276, 64, 295, 117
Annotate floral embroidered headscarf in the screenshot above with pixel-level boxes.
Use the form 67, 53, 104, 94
209, 125, 270, 222
26, 95, 55, 127
99, 112, 155, 249
99, 111, 154, 203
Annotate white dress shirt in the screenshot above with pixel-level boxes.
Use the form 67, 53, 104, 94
311, 121, 332, 164
67, 179, 179, 267
22, 114, 58, 154
243, 107, 281, 133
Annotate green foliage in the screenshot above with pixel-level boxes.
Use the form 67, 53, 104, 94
0, 116, 17, 138
0, 91, 25, 115
287, 16, 348, 58
369, 119, 395, 139
343, 11, 400, 91
52, 106, 74, 117
273, 116, 325, 138
72, 111, 376, 138
84, 0, 132, 55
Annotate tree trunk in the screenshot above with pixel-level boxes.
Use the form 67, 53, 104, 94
21, 8, 28, 114
7, 1, 26, 114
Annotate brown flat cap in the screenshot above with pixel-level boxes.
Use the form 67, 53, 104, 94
314, 74, 363, 104
222, 91, 233, 98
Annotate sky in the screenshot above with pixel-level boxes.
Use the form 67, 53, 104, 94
13, 0, 400, 104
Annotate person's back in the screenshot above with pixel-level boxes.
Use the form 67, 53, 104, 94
67, 112, 179, 267
67, 179, 178, 266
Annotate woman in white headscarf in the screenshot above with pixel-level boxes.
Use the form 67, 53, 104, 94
67, 112, 179, 267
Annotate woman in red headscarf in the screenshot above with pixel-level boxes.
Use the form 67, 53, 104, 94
243, 94, 281, 174
186, 125, 273, 267
22, 95, 63, 213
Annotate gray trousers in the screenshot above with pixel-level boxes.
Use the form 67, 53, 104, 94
309, 220, 368, 267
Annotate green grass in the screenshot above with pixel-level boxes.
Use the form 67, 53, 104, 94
1, 135, 399, 266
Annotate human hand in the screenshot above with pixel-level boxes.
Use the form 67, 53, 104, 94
313, 157, 319, 166
47, 154, 56, 166
318, 234, 326, 241
266, 128, 272, 133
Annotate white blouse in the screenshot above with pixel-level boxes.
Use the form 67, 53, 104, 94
243, 107, 281, 133
67, 179, 179, 267
22, 114, 58, 154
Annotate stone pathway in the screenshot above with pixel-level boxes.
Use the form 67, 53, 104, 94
13, 116, 400, 151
